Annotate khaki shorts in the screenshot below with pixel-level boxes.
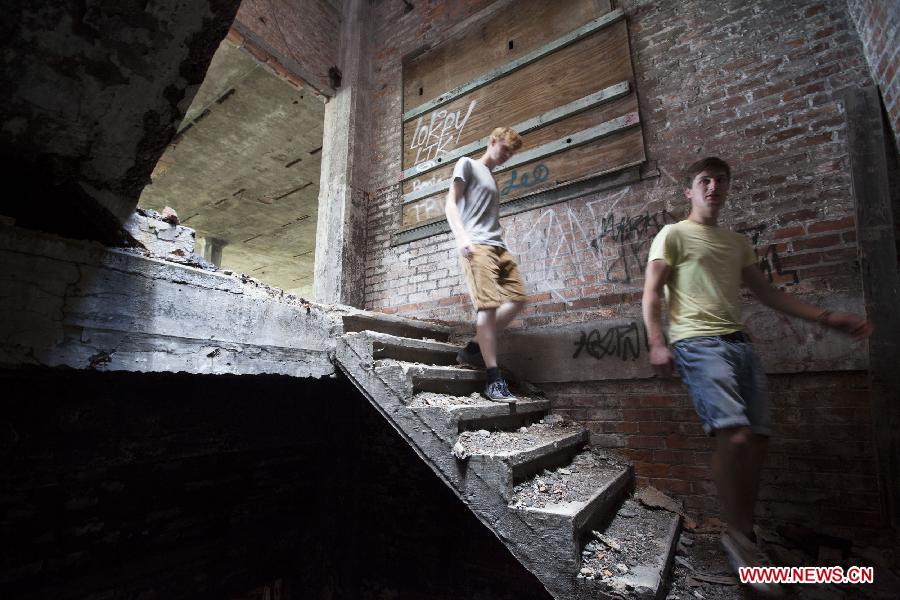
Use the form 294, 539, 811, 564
460, 244, 527, 310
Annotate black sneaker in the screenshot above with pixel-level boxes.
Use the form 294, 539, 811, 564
484, 378, 517, 403
456, 345, 486, 368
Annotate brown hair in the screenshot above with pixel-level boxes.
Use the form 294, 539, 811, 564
490, 126, 523, 151
684, 156, 731, 186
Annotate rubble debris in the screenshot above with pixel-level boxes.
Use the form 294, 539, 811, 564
410, 391, 484, 409
690, 573, 737, 586
580, 501, 673, 589
669, 526, 900, 600
452, 421, 582, 458
692, 516, 726, 534
636, 486, 698, 529
511, 448, 626, 509
452, 438, 470, 461
161, 206, 179, 224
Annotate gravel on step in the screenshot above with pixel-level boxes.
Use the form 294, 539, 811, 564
511, 448, 627, 509
452, 416, 581, 457
579, 500, 672, 582
409, 391, 536, 409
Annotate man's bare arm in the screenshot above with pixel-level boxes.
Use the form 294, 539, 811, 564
445, 179, 473, 259
741, 265, 873, 340
642, 258, 675, 376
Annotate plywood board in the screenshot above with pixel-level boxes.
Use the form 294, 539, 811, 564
403, 20, 633, 171
400, 124, 645, 229
402, 94, 638, 197
404, 0, 611, 111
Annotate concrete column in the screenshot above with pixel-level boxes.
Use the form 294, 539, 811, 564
312, 0, 371, 308
199, 236, 227, 266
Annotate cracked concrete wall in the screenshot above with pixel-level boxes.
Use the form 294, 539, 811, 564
0, 224, 340, 378
0, 0, 241, 230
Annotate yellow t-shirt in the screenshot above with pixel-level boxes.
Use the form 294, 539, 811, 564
647, 220, 757, 344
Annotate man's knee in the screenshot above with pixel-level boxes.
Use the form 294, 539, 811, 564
715, 426, 754, 450
476, 307, 498, 324
504, 300, 525, 312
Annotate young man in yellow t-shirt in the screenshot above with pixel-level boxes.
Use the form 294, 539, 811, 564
641, 157, 872, 596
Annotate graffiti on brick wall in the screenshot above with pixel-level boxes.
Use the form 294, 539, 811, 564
409, 100, 477, 167
737, 224, 800, 286
572, 320, 648, 361
506, 188, 655, 302
500, 163, 550, 196
589, 208, 677, 283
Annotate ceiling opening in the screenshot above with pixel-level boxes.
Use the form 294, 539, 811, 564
138, 38, 325, 297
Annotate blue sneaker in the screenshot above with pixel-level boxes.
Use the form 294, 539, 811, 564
484, 378, 517, 403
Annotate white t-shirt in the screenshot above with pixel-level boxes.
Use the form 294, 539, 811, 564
451, 157, 505, 248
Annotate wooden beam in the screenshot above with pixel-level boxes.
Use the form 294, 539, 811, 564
391, 166, 641, 246
402, 111, 639, 205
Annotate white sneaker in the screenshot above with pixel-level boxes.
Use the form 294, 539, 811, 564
720, 529, 785, 597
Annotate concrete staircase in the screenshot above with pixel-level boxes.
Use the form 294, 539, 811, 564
335, 311, 680, 600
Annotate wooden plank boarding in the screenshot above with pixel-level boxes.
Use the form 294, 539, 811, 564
400, 81, 630, 182
397, 3, 645, 243
402, 93, 638, 197
403, 0, 612, 113
403, 110, 641, 205
400, 124, 645, 229
403, 8, 625, 121
391, 167, 642, 246
402, 19, 633, 172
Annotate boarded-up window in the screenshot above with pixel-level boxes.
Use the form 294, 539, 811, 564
395, 0, 645, 245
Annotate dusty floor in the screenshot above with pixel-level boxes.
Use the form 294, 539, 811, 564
666, 526, 899, 600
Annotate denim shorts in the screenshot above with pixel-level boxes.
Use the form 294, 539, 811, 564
671, 333, 772, 436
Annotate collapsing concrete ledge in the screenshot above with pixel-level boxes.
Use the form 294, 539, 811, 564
0, 224, 343, 378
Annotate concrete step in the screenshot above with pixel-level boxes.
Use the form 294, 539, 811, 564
408, 392, 551, 449
352, 330, 461, 366
373, 360, 485, 399
410, 391, 551, 434
454, 423, 589, 501
512, 448, 633, 538
577, 500, 681, 600
340, 309, 451, 342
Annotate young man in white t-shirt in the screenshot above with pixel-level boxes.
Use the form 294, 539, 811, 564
642, 156, 872, 596
445, 127, 526, 402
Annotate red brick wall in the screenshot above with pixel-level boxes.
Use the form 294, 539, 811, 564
366, 0, 871, 321
847, 0, 900, 150
364, 0, 884, 531
541, 372, 881, 536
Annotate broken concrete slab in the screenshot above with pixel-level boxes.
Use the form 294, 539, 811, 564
0, 224, 337, 378
124, 208, 197, 258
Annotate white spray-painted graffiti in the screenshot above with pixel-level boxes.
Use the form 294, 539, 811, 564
505, 189, 677, 302
412, 196, 444, 223
409, 100, 477, 166
411, 175, 441, 193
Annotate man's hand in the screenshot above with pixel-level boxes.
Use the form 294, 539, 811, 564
823, 312, 874, 341
649, 343, 675, 377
